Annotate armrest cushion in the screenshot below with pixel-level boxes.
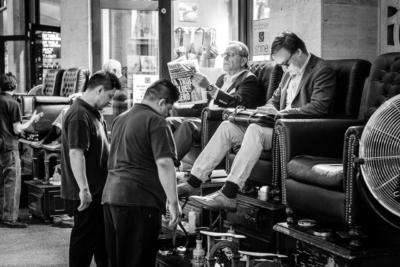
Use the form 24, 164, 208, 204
172, 103, 207, 117
34, 96, 72, 105
276, 118, 364, 160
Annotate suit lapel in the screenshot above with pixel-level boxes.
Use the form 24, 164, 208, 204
291, 54, 317, 102
226, 70, 248, 94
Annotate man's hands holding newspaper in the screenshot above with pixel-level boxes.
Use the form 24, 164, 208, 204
191, 73, 210, 89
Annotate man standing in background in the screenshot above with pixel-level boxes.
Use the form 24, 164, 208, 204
0, 72, 42, 228
102, 59, 129, 116
61, 71, 121, 267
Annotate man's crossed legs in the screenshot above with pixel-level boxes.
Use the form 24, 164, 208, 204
177, 121, 273, 210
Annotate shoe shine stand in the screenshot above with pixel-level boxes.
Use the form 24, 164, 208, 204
22, 140, 67, 223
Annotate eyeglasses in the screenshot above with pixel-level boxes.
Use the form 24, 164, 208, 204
278, 53, 294, 67
221, 52, 241, 58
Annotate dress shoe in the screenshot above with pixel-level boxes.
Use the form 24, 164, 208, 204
189, 191, 237, 211
2, 221, 28, 228
177, 182, 200, 197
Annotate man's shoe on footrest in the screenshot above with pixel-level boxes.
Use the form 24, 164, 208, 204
189, 191, 237, 211
177, 182, 200, 197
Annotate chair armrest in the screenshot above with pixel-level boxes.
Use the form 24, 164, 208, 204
203, 107, 225, 120
172, 103, 208, 117
345, 125, 365, 140
200, 107, 225, 148
275, 113, 359, 120
275, 118, 364, 160
343, 124, 365, 227
34, 96, 72, 105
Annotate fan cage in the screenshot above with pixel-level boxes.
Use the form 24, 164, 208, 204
359, 94, 400, 219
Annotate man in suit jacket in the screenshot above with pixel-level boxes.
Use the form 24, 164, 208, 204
169, 41, 258, 162
178, 32, 336, 210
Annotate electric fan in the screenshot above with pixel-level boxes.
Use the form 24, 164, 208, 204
359, 94, 400, 229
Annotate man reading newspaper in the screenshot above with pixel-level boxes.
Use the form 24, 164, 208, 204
167, 41, 258, 164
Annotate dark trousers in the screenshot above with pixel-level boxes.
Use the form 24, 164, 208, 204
167, 117, 201, 161
103, 204, 161, 267
70, 194, 107, 267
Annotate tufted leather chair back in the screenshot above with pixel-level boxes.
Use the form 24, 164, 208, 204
358, 53, 400, 120
42, 69, 65, 96
59, 68, 89, 97
326, 59, 371, 117
249, 61, 283, 106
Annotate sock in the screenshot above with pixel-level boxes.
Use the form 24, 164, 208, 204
221, 181, 239, 199
187, 174, 202, 188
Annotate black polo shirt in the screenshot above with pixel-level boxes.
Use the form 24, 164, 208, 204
0, 93, 21, 152
61, 98, 109, 200
102, 103, 177, 213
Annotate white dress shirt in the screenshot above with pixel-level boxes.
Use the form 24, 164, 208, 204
285, 53, 311, 109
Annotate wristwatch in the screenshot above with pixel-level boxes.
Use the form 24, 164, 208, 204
206, 84, 217, 92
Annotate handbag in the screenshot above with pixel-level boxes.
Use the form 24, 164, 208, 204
223, 107, 275, 128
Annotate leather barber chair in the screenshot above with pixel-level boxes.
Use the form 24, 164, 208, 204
225, 59, 371, 200
277, 53, 400, 230
42, 69, 65, 96
59, 67, 89, 97
27, 69, 65, 96
20, 95, 72, 181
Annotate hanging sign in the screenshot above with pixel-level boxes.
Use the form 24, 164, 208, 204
132, 74, 158, 103
253, 19, 269, 56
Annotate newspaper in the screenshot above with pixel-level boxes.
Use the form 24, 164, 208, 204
167, 59, 208, 105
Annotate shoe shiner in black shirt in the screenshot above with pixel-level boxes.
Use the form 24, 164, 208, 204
102, 79, 182, 267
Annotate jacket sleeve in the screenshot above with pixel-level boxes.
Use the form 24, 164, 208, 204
213, 74, 258, 108
266, 74, 287, 110
283, 65, 336, 115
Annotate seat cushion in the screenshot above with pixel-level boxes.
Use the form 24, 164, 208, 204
287, 155, 343, 189
286, 178, 345, 226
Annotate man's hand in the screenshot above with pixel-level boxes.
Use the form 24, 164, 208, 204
191, 73, 210, 89
256, 105, 279, 115
77, 188, 92, 211
167, 201, 182, 229
31, 110, 44, 123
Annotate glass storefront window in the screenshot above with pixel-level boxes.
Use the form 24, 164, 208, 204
252, 0, 270, 62
101, 5, 159, 108
171, 0, 239, 83
0, 0, 25, 35
4, 41, 27, 92
40, 0, 61, 27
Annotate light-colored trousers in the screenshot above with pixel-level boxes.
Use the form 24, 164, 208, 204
191, 121, 273, 189
0, 150, 21, 222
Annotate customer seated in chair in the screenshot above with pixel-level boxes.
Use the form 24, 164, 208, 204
178, 32, 336, 210
36, 92, 82, 146
168, 41, 258, 163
